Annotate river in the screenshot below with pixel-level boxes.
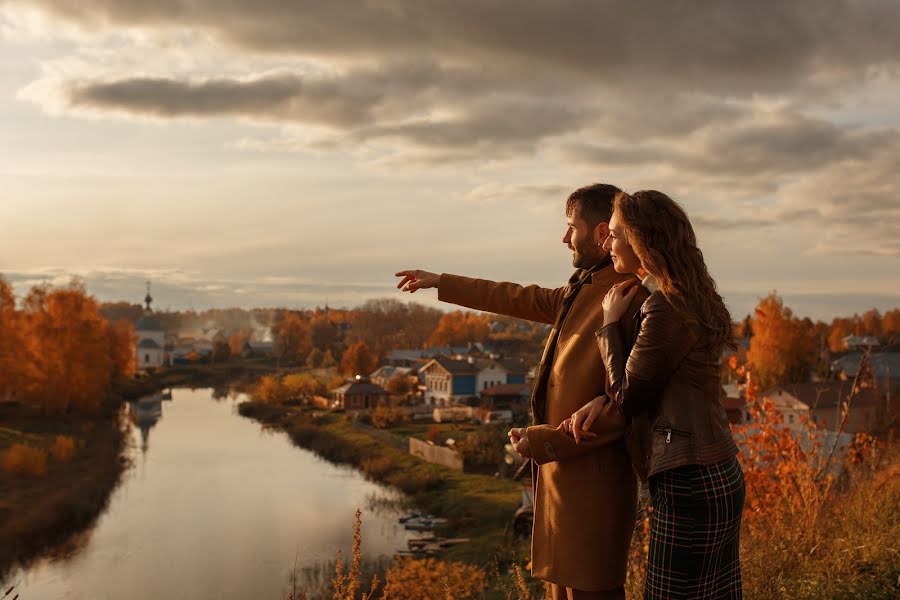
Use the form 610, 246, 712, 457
6, 388, 414, 599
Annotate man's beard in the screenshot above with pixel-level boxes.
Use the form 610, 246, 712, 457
571, 241, 607, 269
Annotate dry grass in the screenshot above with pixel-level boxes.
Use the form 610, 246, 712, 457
1, 444, 48, 477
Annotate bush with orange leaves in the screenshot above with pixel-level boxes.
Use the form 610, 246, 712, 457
621, 352, 898, 599
729, 353, 898, 599
2, 443, 49, 477
49, 435, 77, 463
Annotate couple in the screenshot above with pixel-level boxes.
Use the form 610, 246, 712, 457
396, 184, 744, 600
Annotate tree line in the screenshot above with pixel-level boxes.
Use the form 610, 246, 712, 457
741, 292, 899, 389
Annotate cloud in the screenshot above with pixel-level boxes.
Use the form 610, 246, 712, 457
66, 73, 376, 126
7, 0, 900, 257
17, 1, 900, 96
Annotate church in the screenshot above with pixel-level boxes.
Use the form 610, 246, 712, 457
135, 283, 166, 369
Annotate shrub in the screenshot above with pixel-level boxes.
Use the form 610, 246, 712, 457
49, 435, 77, 463
2, 443, 49, 477
370, 405, 409, 429
360, 457, 393, 480
382, 557, 487, 600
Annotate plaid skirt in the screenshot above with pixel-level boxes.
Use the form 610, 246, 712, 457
645, 456, 745, 600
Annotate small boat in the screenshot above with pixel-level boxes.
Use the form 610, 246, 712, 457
407, 536, 438, 549
403, 517, 448, 531
398, 512, 433, 524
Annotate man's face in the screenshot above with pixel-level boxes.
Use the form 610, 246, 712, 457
563, 207, 608, 269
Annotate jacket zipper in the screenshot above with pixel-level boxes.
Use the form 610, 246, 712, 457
654, 425, 690, 444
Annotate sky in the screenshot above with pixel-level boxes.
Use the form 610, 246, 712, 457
1, 1, 898, 321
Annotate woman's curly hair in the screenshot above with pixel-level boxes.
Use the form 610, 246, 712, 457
614, 189, 735, 350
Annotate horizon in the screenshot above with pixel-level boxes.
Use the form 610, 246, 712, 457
1, 269, 896, 324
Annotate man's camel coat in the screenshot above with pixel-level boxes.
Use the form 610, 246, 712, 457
439, 264, 645, 591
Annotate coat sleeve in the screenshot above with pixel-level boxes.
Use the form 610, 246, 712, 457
596, 293, 697, 419
438, 273, 565, 325
525, 396, 626, 464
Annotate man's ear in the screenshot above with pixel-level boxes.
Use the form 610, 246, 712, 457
594, 222, 610, 245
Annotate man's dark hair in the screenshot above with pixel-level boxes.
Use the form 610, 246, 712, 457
565, 183, 621, 226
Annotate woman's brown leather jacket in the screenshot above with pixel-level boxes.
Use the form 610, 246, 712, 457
596, 291, 738, 478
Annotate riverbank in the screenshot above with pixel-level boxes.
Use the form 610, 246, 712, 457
0, 362, 278, 578
0, 409, 126, 577
237, 401, 525, 567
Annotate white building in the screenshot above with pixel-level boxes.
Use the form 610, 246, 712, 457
135, 283, 166, 369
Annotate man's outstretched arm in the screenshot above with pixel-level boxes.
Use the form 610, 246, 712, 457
396, 269, 564, 325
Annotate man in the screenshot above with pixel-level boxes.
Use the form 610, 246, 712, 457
396, 184, 646, 600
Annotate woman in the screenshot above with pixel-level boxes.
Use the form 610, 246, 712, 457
565, 190, 745, 599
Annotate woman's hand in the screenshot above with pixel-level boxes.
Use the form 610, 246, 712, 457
602, 279, 639, 324
395, 269, 440, 293
560, 397, 607, 444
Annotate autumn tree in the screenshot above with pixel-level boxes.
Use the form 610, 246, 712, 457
321, 349, 337, 369
309, 314, 340, 353
385, 372, 412, 395
0, 277, 21, 399
747, 293, 818, 389
281, 373, 325, 401
18, 281, 134, 414
274, 311, 311, 365
108, 319, 137, 383
883, 309, 900, 343
340, 342, 376, 376
305, 347, 323, 368
348, 298, 442, 355
427, 310, 491, 347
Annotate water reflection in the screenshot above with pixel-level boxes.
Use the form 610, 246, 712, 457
128, 391, 171, 453
8, 388, 414, 599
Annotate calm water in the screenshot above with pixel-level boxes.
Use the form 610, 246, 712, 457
7, 389, 414, 599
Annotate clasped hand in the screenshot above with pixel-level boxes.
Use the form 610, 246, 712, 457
559, 396, 607, 444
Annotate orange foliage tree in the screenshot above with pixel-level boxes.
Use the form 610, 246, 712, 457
0, 277, 20, 400
427, 311, 490, 347
0, 278, 135, 415
274, 311, 311, 365
746, 293, 816, 389
340, 342, 376, 376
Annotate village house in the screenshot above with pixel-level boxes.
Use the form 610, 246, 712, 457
832, 351, 900, 387
242, 340, 275, 357
330, 377, 389, 410
418, 356, 527, 406
386, 342, 499, 367
369, 365, 415, 388
757, 386, 813, 432
841, 335, 881, 351
762, 382, 887, 434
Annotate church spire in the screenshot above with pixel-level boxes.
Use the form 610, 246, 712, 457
144, 281, 153, 312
